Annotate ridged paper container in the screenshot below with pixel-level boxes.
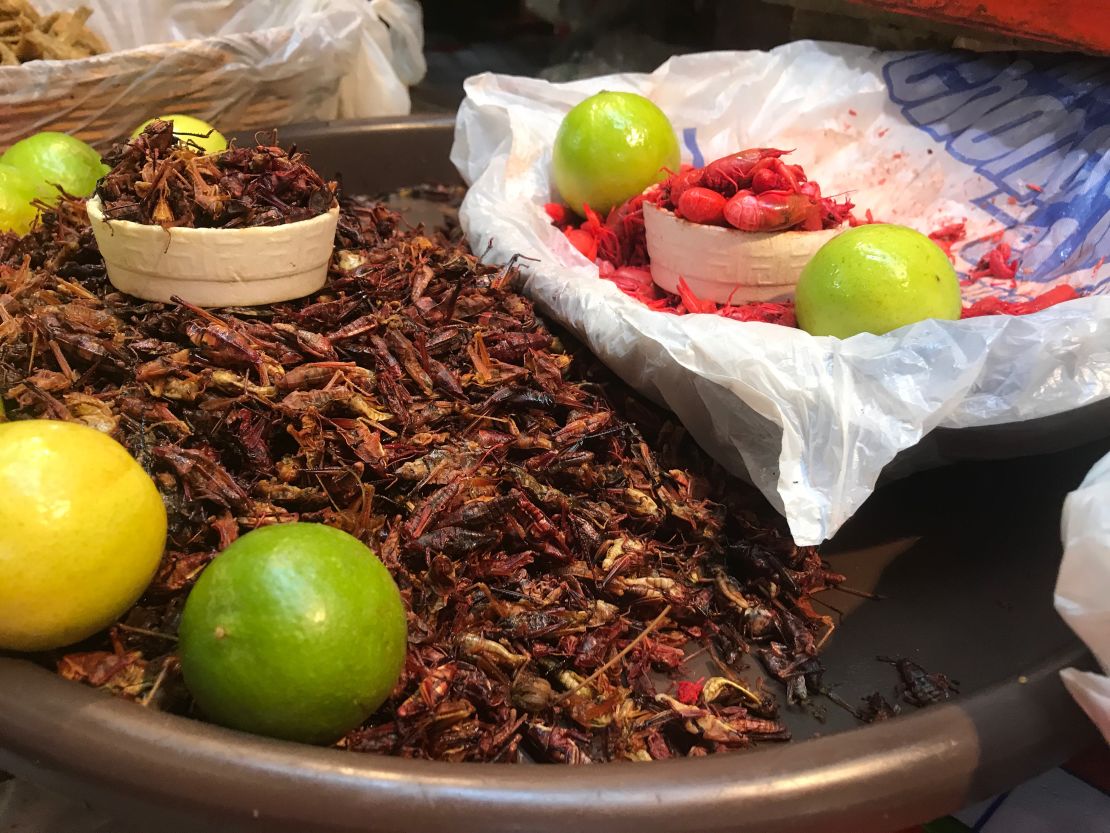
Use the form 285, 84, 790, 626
643, 200, 841, 304
86, 196, 339, 308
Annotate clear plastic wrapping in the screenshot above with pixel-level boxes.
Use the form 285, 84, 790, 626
1058, 451, 1110, 744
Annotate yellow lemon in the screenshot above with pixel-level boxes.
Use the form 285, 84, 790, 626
0, 420, 167, 651
132, 115, 228, 154
0, 163, 48, 235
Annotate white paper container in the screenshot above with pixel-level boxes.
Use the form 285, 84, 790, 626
86, 196, 339, 307
643, 200, 841, 304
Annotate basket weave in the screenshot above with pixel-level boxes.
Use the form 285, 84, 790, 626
0, 26, 347, 153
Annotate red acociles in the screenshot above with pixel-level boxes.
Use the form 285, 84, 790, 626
537, 148, 854, 326
722, 190, 822, 233
543, 147, 1081, 325
664, 148, 852, 233
702, 148, 795, 195
676, 187, 727, 226
544, 149, 856, 273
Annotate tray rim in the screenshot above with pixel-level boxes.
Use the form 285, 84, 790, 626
0, 645, 1095, 833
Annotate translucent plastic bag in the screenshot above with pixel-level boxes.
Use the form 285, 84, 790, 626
0, 0, 425, 151
1057, 451, 1110, 744
453, 43, 1110, 545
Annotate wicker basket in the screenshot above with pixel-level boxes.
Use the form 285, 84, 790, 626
0, 26, 355, 153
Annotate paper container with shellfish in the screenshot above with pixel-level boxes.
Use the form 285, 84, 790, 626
0, 0, 424, 152
453, 43, 1110, 546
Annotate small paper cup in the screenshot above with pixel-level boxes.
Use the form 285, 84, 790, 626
643, 200, 841, 304
86, 196, 340, 307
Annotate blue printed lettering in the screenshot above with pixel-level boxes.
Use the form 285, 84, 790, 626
883, 52, 1110, 285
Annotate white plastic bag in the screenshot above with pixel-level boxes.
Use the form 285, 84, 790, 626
1057, 451, 1110, 744
452, 42, 1110, 545
0, 0, 425, 151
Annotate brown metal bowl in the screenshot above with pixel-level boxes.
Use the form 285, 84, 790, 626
0, 117, 1102, 833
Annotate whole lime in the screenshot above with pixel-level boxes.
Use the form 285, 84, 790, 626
0, 132, 108, 200
0, 420, 167, 651
795, 224, 962, 338
552, 91, 680, 216
0, 163, 49, 234
132, 115, 228, 154
178, 523, 407, 745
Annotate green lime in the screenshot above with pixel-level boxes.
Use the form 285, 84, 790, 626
795, 224, 962, 338
178, 523, 407, 744
0, 164, 48, 234
0, 132, 107, 200
132, 115, 228, 154
552, 90, 680, 216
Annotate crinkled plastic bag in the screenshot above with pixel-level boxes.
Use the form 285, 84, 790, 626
452, 42, 1110, 545
1057, 451, 1110, 744
0, 0, 424, 151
